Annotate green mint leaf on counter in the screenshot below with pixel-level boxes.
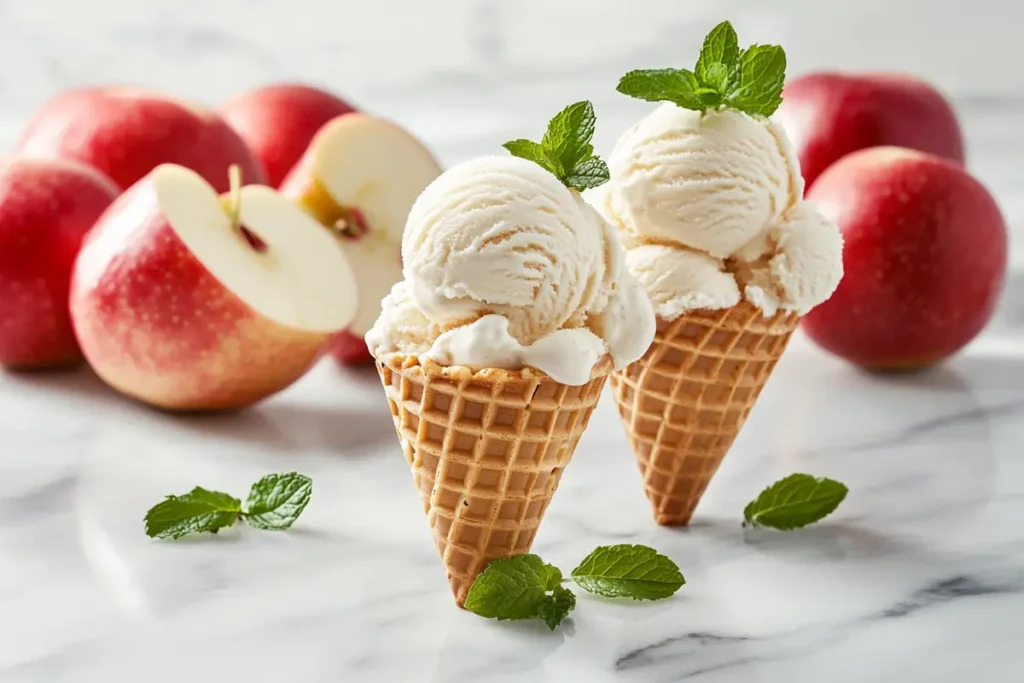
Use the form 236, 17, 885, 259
743, 474, 848, 530
465, 555, 570, 623
570, 544, 685, 600
695, 20, 740, 92
616, 68, 702, 110
725, 44, 787, 116
617, 20, 787, 117
144, 487, 242, 540
146, 472, 314, 540
540, 586, 576, 631
564, 156, 610, 191
503, 100, 610, 191
243, 472, 312, 531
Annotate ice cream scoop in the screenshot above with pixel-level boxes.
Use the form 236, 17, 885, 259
367, 154, 655, 385
591, 103, 842, 317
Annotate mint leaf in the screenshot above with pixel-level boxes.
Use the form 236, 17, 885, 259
570, 545, 685, 600
540, 586, 576, 631
541, 101, 596, 175
502, 139, 550, 170
565, 157, 610, 191
464, 555, 559, 621
726, 44, 787, 116
244, 472, 312, 530
503, 101, 608, 191
695, 20, 740, 92
144, 487, 241, 540
743, 474, 848, 530
616, 68, 702, 110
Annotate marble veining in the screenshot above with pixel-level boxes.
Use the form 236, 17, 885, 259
2, 1, 1024, 680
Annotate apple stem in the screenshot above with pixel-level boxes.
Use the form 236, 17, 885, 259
227, 164, 242, 232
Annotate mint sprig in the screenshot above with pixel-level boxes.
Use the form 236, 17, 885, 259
465, 545, 684, 630
570, 544, 685, 600
616, 20, 787, 117
503, 100, 609, 191
144, 472, 312, 539
743, 473, 848, 530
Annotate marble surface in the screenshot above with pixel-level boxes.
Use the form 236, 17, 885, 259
2, 1, 1024, 680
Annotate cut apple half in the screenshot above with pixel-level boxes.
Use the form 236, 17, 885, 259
153, 163, 357, 333
282, 114, 442, 338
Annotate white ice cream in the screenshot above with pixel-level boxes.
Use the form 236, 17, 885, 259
366, 155, 656, 385
589, 103, 843, 318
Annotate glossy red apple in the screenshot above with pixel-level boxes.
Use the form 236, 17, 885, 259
801, 147, 1007, 369
0, 158, 119, 370
219, 83, 357, 188
18, 88, 266, 192
776, 72, 965, 189
70, 164, 357, 410
279, 114, 441, 365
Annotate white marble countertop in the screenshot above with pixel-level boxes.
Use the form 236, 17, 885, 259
2, 1, 1024, 680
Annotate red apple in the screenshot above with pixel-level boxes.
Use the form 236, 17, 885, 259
18, 88, 267, 193
70, 164, 357, 410
280, 114, 441, 365
801, 147, 1007, 369
219, 83, 357, 188
776, 72, 965, 190
0, 158, 119, 370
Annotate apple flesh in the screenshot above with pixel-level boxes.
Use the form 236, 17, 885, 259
0, 158, 119, 370
801, 147, 1007, 370
280, 114, 442, 365
219, 83, 357, 188
18, 88, 267, 192
776, 72, 965, 190
70, 164, 357, 410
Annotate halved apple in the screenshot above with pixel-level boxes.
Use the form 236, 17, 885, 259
70, 164, 357, 411
280, 114, 442, 364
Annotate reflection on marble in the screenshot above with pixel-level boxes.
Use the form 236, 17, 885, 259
1, 1, 1024, 679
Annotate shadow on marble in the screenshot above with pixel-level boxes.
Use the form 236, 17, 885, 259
740, 522, 914, 563
165, 402, 397, 455
0, 364, 125, 405
432, 613, 570, 682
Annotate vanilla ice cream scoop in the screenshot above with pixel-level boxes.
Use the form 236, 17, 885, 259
591, 103, 842, 319
368, 154, 655, 385
402, 155, 606, 346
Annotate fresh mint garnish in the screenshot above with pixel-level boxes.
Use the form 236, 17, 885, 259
570, 544, 685, 600
465, 544, 684, 630
464, 555, 569, 628
616, 20, 787, 117
245, 472, 312, 530
743, 473, 848, 530
503, 100, 610, 191
145, 472, 312, 539
144, 487, 242, 540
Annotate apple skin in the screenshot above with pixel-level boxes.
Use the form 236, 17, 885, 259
776, 72, 965, 190
70, 174, 329, 411
0, 158, 119, 370
219, 83, 357, 188
801, 147, 1007, 370
329, 332, 373, 365
18, 88, 267, 193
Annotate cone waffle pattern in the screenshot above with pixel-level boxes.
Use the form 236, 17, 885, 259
611, 302, 799, 526
376, 355, 609, 606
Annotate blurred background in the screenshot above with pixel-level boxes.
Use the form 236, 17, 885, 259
5, 0, 1014, 253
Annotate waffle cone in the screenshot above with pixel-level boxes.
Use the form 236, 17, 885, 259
611, 301, 799, 526
376, 354, 610, 606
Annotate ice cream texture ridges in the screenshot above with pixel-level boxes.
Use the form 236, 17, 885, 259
588, 103, 843, 319
366, 154, 655, 385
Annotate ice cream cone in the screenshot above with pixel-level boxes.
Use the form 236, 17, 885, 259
610, 302, 799, 526
376, 354, 611, 606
